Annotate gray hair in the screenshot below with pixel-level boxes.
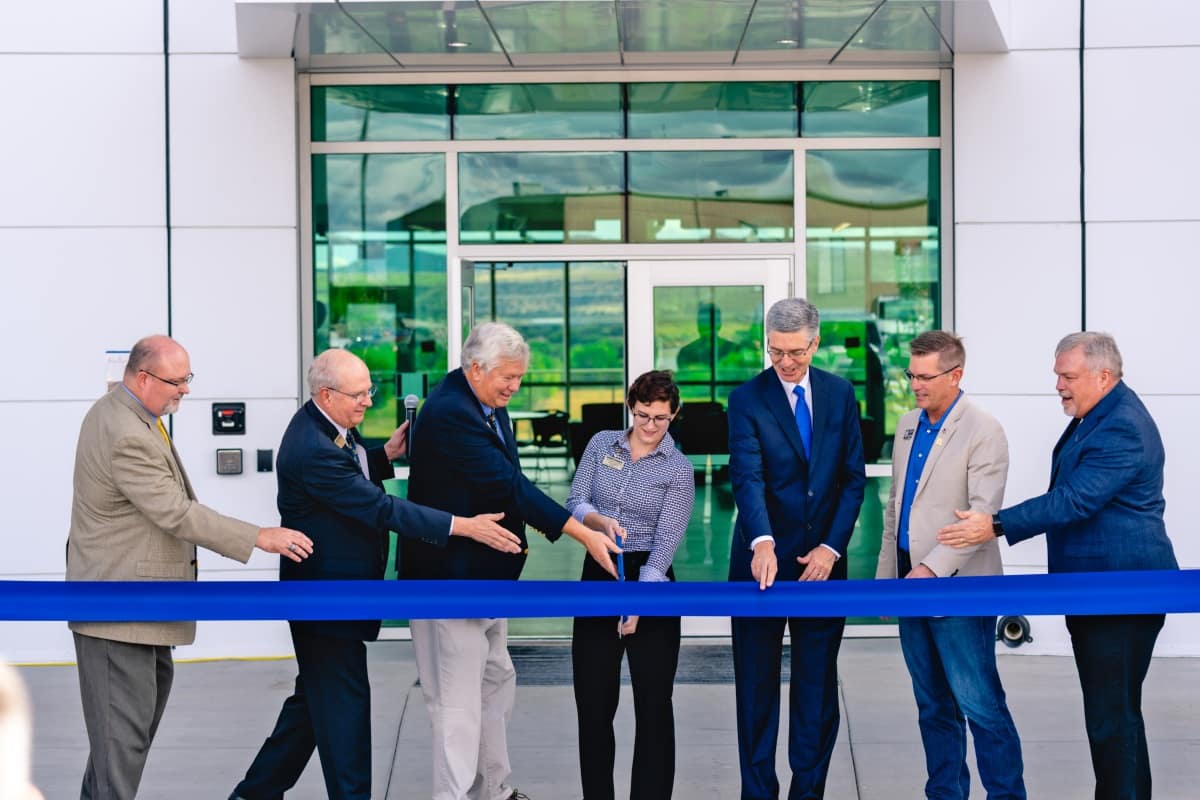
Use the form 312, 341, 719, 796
765, 298, 820, 339
461, 322, 530, 372
1055, 331, 1124, 379
307, 348, 363, 397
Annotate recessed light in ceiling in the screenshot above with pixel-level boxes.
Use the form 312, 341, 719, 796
776, 38, 798, 47
447, 40, 471, 48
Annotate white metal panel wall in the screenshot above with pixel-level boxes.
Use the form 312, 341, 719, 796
167, 3, 300, 660
0, 8, 173, 662
955, 2, 1200, 653
0, 1, 301, 662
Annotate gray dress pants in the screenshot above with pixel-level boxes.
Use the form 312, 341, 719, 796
74, 632, 174, 800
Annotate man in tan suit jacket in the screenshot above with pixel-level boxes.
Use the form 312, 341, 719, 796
875, 331, 1026, 799
66, 335, 313, 800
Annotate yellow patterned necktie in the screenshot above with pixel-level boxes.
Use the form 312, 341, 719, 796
157, 418, 171, 446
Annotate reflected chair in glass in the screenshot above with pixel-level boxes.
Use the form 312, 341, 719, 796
525, 410, 572, 484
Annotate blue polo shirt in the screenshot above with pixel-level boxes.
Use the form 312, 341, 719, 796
897, 391, 962, 552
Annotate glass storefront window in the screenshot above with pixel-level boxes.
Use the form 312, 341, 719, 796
472, 261, 626, 419
459, 152, 625, 243
801, 81, 939, 137
653, 285, 764, 405
453, 83, 623, 139
805, 149, 940, 461
627, 82, 797, 138
312, 153, 448, 439
628, 151, 793, 243
311, 85, 449, 141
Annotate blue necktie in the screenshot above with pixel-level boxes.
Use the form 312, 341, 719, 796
793, 385, 812, 460
486, 412, 504, 442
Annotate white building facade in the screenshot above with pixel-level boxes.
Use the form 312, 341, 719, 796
2, 0, 1197, 662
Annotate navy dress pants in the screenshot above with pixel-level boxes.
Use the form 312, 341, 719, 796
233, 629, 372, 800
1066, 613, 1165, 800
731, 614, 845, 800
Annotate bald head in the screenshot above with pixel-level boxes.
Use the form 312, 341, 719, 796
309, 349, 375, 429
122, 335, 192, 416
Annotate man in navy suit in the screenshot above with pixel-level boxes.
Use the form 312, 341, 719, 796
402, 321, 619, 800
231, 349, 520, 800
727, 298, 866, 800
940, 332, 1178, 800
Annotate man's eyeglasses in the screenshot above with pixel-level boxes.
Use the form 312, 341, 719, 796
631, 410, 672, 426
325, 385, 378, 403
767, 341, 817, 361
141, 369, 194, 387
904, 365, 960, 384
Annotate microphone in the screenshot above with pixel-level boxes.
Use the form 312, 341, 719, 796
404, 394, 420, 459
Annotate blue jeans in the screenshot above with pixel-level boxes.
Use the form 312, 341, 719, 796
898, 615, 1026, 800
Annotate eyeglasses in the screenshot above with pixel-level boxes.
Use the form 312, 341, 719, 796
325, 385, 377, 403
631, 410, 673, 426
904, 365, 960, 383
141, 369, 194, 387
767, 341, 817, 361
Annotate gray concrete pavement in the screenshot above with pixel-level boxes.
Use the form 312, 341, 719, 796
21, 638, 1200, 798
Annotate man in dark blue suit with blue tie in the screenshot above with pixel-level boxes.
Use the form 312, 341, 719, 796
231, 349, 520, 800
727, 298, 866, 800
939, 332, 1178, 800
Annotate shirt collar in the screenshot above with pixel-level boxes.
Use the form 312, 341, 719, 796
314, 402, 349, 439
918, 390, 963, 429
775, 368, 812, 397
120, 384, 158, 419
615, 429, 676, 458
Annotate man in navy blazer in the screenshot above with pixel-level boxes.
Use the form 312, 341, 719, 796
727, 298, 866, 800
940, 332, 1178, 800
402, 321, 619, 800
231, 349, 520, 800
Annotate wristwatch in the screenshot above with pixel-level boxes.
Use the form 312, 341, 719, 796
992, 518, 1005, 536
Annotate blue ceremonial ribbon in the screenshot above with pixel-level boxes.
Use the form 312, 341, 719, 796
1, 570, 1198, 621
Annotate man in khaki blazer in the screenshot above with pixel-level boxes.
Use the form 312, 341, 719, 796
66, 335, 313, 800
876, 331, 1026, 799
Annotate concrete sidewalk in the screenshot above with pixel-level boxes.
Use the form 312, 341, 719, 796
22, 638, 1200, 798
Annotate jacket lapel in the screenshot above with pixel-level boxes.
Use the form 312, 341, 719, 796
761, 369, 808, 464
115, 388, 190, 494
809, 368, 830, 467
1049, 381, 1126, 487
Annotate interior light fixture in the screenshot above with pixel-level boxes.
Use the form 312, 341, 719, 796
832, 221, 852, 233
447, 40, 471, 48
776, 38, 798, 46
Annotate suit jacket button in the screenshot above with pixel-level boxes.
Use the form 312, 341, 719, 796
807, 490, 814, 497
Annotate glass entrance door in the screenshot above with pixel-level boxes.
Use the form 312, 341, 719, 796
628, 259, 790, 636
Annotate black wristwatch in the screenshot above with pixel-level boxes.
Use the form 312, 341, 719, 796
992, 518, 1005, 536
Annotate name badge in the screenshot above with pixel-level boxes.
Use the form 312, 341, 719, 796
602, 455, 625, 470
934, 437, 945, 448
902, 428, 915, 441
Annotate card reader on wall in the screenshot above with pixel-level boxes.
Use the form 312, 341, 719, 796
212, 402, 245, 435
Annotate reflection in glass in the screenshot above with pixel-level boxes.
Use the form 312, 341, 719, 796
629, 151, 793, 243
312, 153, 448, 439
459, 152, 624, 243
802, 81, 939, 137
806, 149, 940, 460
654, 285, 764, 403
454, 84, 622, 140
312, 85, 449, 142
480, 1, 619, 57
472, 262, 625, 420
627, 82, 797, 138
619, 0, 751, 54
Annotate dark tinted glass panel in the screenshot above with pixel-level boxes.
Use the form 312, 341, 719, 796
454, 84, 623, 139
312, 153, 448, 439
628, 151, 793, 243
806, 149, 940, 460
801, 81, 939, 137
311, 85, 449, 141
654, 285, 764, 403
627, 82, 797, 138
459, 152, 624, 243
